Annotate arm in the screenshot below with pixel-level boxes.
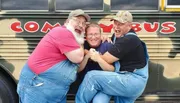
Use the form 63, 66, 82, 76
90, 50, 115, 71
101, 52, 119, 64
96, 55, 115, 71
78, 54, 89, 72
78, 49, 93, 72
64, 45, 84, 63
101, 35, 139, 64
56, 28, 85, 63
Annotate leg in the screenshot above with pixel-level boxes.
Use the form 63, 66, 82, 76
114, 96, 136, 103
93, 92, 111, 103
17, 61, 75, 103
76, 70, 146, 103
58, 96, 66, 103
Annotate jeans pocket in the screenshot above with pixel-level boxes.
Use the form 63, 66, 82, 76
28, 77, 68, 102
40, 81, 67, 102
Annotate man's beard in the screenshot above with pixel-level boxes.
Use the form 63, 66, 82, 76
66, 23, 85, 45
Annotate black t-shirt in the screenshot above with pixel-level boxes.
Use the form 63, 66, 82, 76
78, 41, 112, 81
108, 30, 146, 72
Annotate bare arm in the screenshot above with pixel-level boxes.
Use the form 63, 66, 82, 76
64, 46, 84, 63
78, 54, 89, 72
90, 49, 115, 71
96, 56, 115, 71
78, 49, 94, 72
101, 52, 119, 64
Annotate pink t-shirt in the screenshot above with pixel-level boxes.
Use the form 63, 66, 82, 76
28, 26, 80, 74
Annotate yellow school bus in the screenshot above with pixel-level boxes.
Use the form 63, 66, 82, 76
0, 0, 180, 102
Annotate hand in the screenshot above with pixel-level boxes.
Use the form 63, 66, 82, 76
90, 51, 100, 62
84, 49, 89, 55
85, 48, 96, 59
101, 35, 112, 43
89, 48, 96, 53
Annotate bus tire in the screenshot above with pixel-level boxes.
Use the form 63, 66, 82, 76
0, 72, 18, 103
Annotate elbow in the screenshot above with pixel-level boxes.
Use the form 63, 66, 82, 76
65, 48, 84, 63
111, 67, 115, 71
74, 56, 83, 63
70, 53, 84, 63
75, 51, 84, 63
106, 66, 115, 71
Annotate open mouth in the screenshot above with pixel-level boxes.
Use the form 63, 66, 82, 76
115, 30, 121, 33
75, 29, 82, 34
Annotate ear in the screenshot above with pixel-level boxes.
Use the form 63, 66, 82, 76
65, 19, 70, 23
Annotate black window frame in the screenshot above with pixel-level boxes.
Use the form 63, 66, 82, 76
166, 0, 180, 8
110, 0, 160, 12
0, 0, 173, 14
55, 0, 104, 12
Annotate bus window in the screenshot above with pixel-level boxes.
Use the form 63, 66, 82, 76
167, 0, 180, 5
1, 0, 48, 10
111, 0, 158, 10
167, 0, 180, 8
165, 0, 180, 12
56, 0, 103, 10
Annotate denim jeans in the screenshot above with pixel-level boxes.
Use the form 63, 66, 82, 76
17, 60, 78, 103
75, 42, 149, 103
92, 92, 111, 103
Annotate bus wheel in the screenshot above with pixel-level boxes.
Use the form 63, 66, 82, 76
0, 72, 18, 103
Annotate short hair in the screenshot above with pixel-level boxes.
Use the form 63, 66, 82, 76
85, 22, 101, 36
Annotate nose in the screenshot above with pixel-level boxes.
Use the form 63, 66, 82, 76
113, 24, 118, 29
91, 35, 96, 39
113, 26, 118, 30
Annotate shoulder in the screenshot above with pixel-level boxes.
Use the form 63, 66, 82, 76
49, 26, 73, 38
125, 35, 139, 40
100, 41, 113, 48
99, 41, 112, 53
101, 41, 112, 46
125, 35, 141, 43
51, 26, 72, 34
115, 35, 141, 48
118, 34, 140, 42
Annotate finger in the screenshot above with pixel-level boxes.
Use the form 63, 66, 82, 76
107, 38, 112, 43
90, 48, 96, 52
102, 39, 105, 43
101, 36, 105, 43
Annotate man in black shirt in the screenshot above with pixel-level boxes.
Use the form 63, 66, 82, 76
76, 11, 149, 103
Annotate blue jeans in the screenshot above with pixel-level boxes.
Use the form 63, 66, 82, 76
75, 42, 149, 103
92, 92, 111, 103
17, 60, 78, 103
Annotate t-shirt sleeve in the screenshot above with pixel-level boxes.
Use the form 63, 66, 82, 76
108, 35, 140, 59
99, 41, 113, 54
106, 42, 113, 50
55, 30, 80, 54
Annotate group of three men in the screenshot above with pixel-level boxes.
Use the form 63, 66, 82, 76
17, 9, 149, 103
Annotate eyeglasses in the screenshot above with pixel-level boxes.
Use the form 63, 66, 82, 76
72, 18, 86, 27
86, 33, 101, 38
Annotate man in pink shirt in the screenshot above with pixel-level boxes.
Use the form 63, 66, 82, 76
17, 9, 90, 103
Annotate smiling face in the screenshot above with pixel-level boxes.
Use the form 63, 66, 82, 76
86, 24, 101, 48
66, 16, 86, 35
66, 16, 87, 44
113, 20, 132, 38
